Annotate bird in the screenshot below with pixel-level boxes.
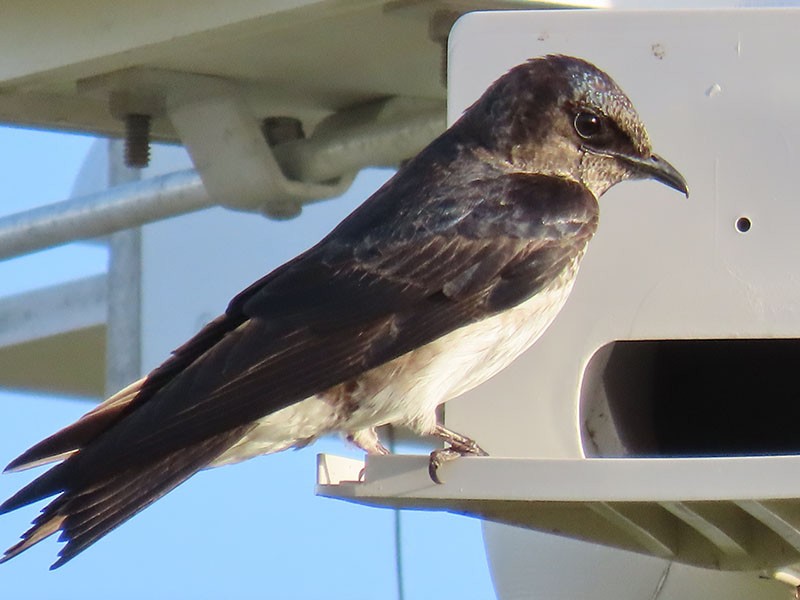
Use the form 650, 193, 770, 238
0, 54, 687, 568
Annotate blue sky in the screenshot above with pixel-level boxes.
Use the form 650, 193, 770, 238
0, 126, 496, 599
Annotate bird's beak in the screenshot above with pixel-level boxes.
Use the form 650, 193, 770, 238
622, 152, 689, 197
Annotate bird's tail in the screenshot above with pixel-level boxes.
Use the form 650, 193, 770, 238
0, 425, 250, 568
4, 378, 146, 474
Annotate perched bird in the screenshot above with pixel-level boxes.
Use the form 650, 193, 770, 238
0, 55, 687, 568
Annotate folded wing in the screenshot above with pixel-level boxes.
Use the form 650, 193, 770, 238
1, 170, 598, 567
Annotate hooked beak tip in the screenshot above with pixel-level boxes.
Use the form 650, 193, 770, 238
644, 153, 689, 198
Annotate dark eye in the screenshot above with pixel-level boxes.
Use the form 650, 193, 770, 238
574, 111, 604, 140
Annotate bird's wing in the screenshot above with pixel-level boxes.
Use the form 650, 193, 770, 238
1, 171, 597, 567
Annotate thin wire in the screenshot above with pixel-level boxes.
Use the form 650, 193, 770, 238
386, 425, 406, 600
649, 562, 672, 600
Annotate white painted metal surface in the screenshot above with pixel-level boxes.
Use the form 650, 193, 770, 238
0, 0, 592, 140
318, 454, 800, 571
0, 275, 106, 397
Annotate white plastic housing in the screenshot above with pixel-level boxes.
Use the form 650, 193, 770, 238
442, 8, 800, 599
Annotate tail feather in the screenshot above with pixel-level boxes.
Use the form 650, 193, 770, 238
0, 461, 72, 515
2, 425, 251, 568
5, 314, 240, 475
61, 456, 193, 543
4, 378, 145, 473
0, 515, 65, 564
52, 468, 197, 568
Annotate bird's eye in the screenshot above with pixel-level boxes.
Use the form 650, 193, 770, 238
574, 111, 604, 140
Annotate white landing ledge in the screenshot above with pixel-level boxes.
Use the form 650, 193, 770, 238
317, 453, 800, 574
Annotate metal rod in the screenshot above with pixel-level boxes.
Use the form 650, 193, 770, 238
105, 139, 143, 396
276, 102, 445, 183
0, 169, 210, 261
0, 102, 445, 262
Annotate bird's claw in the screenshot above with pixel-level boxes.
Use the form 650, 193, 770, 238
454, 438, 489, 457
428, 440, 488, 484
428, 448, 460, 484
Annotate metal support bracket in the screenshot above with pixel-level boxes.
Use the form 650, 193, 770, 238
79, 68, 446, 219
80, 68, 356, 218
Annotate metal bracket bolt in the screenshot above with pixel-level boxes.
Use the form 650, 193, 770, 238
123, 113, 152, 168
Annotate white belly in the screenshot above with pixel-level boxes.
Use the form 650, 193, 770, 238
212, 269, 578, 467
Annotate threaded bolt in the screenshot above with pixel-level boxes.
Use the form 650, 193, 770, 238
124, 113, 151, 168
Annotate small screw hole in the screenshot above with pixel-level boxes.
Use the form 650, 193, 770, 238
736, 217, 751, 233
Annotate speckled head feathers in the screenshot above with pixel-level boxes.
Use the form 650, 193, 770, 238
453, 54, 686, 198
460, 54, 650, 157
546, 55, 651, 155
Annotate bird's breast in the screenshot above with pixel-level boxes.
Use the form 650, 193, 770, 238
346, 264, 582, 433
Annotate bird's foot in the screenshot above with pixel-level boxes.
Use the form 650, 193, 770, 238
433, 424, 488, 455
428, 425, 488, 484
347, 428, 390, 456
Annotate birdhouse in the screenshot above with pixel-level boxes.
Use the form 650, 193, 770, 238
319, 8, 800, 599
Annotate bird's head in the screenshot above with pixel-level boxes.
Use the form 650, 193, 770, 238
460, 54, 688, 199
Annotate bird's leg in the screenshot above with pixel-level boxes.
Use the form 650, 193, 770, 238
429, 424, 488, 484
347, 427, 390, 455
347, 428, 390, 482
